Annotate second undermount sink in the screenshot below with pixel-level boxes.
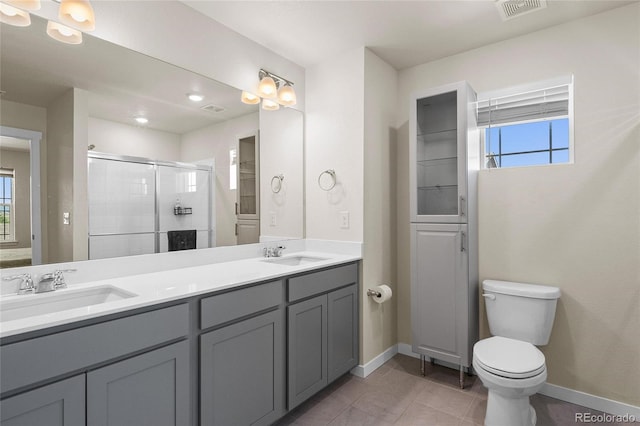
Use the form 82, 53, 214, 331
0, 285, 137, 322
262, 255, 329, 266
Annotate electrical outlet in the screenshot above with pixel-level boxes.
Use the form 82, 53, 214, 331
339, 211, 349, 229
270, 212, 277, 227
63, 212, 70, 225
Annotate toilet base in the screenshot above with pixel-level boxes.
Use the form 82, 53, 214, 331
485, 391, 537, 426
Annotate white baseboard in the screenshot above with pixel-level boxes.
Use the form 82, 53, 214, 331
540, 382, 640, 418
358, 343, 640, 418
351, 345, 398, 378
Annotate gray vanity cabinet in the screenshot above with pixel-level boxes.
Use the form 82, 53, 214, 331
0, 375, 85, 426
199, 280, 284, 426
87, 341, 190, 426
200, 310, 283, 426
287, 263, 358, 410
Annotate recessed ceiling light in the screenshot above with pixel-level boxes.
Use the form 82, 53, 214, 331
187, 93, 204, 102
135, 116, 148, 124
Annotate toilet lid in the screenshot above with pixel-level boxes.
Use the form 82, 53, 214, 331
474, 336, 546, 379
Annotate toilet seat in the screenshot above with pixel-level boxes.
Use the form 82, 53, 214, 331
474, 336, 546, 379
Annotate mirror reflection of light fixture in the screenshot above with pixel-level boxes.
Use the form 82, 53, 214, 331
58, 0, 95, 31
241, 68, 297, 109
262, 98, 280, 111
241, 91, 260, 105
4, 0, 40, 10
46, 20, 82, 44
0, 3, 31, 26
135, 116, 148, 124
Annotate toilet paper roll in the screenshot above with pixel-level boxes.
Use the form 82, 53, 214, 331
371, 285, 392, 304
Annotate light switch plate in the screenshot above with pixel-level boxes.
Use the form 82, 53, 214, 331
63, 212, 70, 225
270, 212, 277, 227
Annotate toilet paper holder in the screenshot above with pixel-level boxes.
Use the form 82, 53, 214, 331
367, 289, 382, 297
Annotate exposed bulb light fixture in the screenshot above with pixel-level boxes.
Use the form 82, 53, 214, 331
58, 0, 95, 31
4, 0, 40, 10
242, 69, 296, 109
187, 93, 204, 102
262, 98, 280, 111
0, 3, 31, 26
241, 91, 260, 105
257, 75, 277, 98
46, 20, 82, 44
135, 116, 148, 124
277, 84, 297, 107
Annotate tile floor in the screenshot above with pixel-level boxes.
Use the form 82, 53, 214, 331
275, 354, 633, 426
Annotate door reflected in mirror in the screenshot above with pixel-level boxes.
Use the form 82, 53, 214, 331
0, 14, 304, 267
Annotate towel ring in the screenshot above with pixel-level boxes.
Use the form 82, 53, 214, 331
318, 169, 336, 191
271, 174, 284, 193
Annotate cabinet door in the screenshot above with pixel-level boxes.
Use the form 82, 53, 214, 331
200, 309, 283, 426
410, 81, 473, 223
87, 341, 189, 426
1, 375, 85, 426
411, 223, 470, 366
287, 294, 327, 409
327, 284, 358, 383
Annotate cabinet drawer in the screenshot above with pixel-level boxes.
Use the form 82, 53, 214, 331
288, 263, 358, 302
0, 304, 189, 395
200, 280, 282, 329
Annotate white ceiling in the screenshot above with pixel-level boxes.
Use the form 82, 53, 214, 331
183, 0, 636, 70
0, 14, 257, 135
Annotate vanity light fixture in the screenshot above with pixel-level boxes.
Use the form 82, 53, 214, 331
241, 68, 297, 109
135, 116, 148, 124
46, 20, 82, 44
4, 0, 40, 10
240, 91, 260, 105
187, 93, 205, 102
58, 0, 95, 31
0, 3, 31, 26
262, 98, 280, 111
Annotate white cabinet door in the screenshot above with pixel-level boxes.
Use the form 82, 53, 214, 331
411, 223, 470, 366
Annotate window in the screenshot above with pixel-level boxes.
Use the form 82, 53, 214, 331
477, 76, 573, 169
0, 168, 15, 242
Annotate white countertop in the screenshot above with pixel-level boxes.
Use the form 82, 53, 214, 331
0, 250, 360, 339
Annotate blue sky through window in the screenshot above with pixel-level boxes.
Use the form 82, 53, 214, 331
485, 118, 569, 168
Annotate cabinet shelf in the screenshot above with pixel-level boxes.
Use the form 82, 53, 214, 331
417, 156, 457, 164
417, 128, 457, 137
418, 184, 458, 191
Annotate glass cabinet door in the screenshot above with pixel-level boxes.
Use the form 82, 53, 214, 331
410, 81, 472, 224
416, 91, 459, 216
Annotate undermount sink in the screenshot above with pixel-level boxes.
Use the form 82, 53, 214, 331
262, 255, 328, 266
0, 285, 137, 322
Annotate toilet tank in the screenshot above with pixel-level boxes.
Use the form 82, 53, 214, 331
483, 280, 561, 345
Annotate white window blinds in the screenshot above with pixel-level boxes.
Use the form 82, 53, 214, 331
476, 77, 572, 127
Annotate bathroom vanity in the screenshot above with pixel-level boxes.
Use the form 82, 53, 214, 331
0, 251, 360, 426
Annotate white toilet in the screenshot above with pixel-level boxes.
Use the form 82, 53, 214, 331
473, 280, 561, 426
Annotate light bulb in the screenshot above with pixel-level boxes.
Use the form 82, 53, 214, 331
4, 0, 41, 11
262, 99, 280, 111
59, 0, 95, 31
0, 3, 31, 27
241, 91, 260, 105
257, 76, 277, 98
46, 21, 82, 44
277, 84, 297, 107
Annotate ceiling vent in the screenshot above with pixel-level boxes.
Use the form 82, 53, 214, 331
200, 104, 225, 113
496, 0, 547, 21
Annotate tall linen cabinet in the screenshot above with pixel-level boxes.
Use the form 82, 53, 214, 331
409, 81, 480, 388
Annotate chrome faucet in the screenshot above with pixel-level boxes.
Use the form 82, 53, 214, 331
3, 273, 35, 294
263, 245, 286, 258
35, 269, 76, 293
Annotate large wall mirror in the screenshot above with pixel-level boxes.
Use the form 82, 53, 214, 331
0, 15, 304, 268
